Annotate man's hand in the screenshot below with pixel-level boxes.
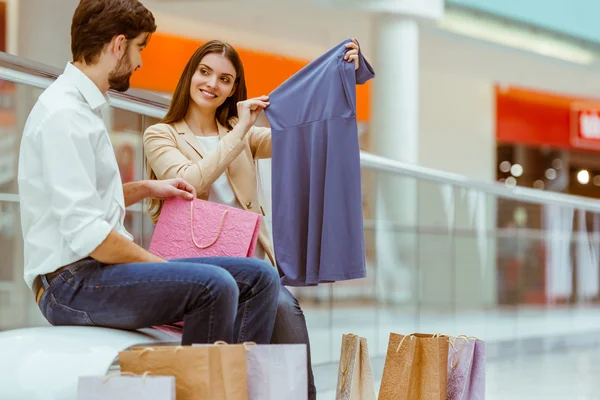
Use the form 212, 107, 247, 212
146, 178, 196, 201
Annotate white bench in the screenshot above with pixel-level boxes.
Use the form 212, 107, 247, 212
0, 326, 176, 400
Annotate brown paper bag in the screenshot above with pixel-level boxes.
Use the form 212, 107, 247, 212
378, 333, 449, 400
119, 345, 248, 400
336, 333, 376, 400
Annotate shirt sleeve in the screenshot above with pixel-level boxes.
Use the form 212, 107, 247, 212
39, 109, 112, 257
229, 117, 272, 160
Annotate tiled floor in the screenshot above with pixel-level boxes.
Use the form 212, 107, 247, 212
319, 346, 600, 399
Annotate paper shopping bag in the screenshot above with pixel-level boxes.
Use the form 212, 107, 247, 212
194, 343, 307, 399
447, 336, 486, 400
77, 373, 175, 400
229, 343, 307, 400
149, 197, 261, 259
119, 345, 248, 400
378, 333, 449, 400
336, 333, 375, 400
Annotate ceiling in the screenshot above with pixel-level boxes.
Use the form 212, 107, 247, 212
140, 0, 600, 104
143, 0, 373, 59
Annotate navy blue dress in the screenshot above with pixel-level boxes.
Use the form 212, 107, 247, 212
265, 39, 375, 286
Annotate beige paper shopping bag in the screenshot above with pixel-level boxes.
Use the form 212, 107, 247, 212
378, 333, 449, 400
336, 333, 376, 400
119, 344, 248, 400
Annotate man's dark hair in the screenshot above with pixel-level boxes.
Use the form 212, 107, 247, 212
71, 0, 157, 64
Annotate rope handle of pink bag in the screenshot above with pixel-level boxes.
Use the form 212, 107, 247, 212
190, 201, 229, 249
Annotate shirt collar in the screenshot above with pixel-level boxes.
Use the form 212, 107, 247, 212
62, 62, 109, 110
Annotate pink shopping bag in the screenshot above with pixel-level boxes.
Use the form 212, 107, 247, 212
149, 197, 261, 260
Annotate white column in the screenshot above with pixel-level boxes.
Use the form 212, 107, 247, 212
14, 0, 78, 67
371, 15, 421, 304
371, 15, 419, 164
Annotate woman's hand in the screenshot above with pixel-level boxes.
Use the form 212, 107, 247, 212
344, 39, 360, 70
237, 95, 270, 131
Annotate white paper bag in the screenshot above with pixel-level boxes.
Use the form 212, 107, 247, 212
194, 343, 307, 400
245, 344, 307, 400
77, 375, 175, 400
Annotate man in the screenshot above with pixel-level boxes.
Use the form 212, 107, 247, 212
17, 0, 280, 346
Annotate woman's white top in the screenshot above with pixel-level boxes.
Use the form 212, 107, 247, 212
196, 135, 266, 261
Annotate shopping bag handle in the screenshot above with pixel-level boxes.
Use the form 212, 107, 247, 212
338, 334, 360, 391
190, 202, 229, 249
138, 346, 184, 355
448, 335, 480, 369
456, 334, 481, 341
103, 371, 150, 383
213, 340, 258, 351
243, 342, 257, 351
395, 334, 415, 353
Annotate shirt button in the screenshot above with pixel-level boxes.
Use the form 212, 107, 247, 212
246, 201, 253, 208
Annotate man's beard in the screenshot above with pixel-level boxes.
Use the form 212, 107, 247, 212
108, 54, 133, 92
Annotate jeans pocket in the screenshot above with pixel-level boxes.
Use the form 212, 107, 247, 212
44, 293, 96, 327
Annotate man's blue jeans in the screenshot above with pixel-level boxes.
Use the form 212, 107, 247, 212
37, 256, 280, 345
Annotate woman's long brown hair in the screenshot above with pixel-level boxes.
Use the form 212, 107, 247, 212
146, 40, 248, 223
161, 40, 248, 129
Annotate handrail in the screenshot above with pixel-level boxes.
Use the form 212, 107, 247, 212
2, 52, 600, 213
360, 152, 600, 212
0, 51, 171, 109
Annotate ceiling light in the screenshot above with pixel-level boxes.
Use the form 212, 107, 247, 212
577, 170, 590, 185
545, 168, 557, 180
510, 164, 523, 177
533, 180, 545, 190
499, 161, 511, 173
551, 159, 563, 170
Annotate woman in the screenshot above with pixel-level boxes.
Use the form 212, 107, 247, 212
144, 39, 361, 398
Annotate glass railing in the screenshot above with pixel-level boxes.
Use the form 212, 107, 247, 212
302, 165, 600, 371
2, 53, 600, 388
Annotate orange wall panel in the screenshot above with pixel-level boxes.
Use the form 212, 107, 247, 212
131, 33, 371, 121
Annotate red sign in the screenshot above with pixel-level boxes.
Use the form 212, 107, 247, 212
570, 102, 600, 150
496, 85, 600, 153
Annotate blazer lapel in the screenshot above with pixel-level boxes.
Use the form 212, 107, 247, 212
175, 120, 206, 158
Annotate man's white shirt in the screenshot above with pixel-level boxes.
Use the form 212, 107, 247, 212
18, 62, 133, 289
